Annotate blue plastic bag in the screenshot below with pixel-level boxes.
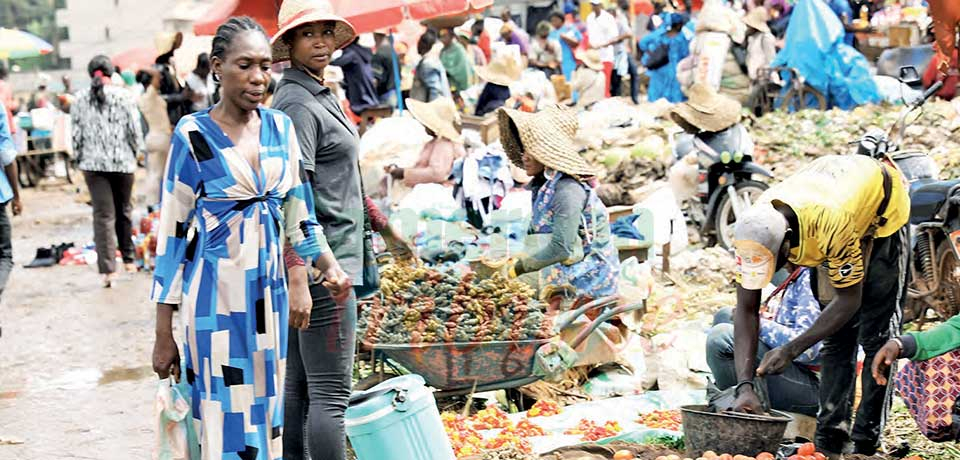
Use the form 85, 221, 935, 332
153, 376, 200, 460
772, 0, 881, 109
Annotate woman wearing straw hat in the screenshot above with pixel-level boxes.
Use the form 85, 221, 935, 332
474, 53, 522, 116
569, 49, 607, 108
385, 97, 465, 187
269, 1, 410, 458
742, 8, 777, 83
496, 105, 620, 304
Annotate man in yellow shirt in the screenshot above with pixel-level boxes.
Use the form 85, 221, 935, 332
730, 155, 910, 458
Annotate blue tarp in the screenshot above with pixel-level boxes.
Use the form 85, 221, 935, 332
771, 0, 881, 109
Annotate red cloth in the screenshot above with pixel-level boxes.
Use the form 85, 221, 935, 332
924, 48, 958, 101
633, 0, 654, 16
602, 61, 613, 98
929, 0, 960, 75
365, 196, 388, 233
478, 30, 492, 62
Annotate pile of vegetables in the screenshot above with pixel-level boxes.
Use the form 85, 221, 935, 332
637, 410, 683, 431
526, 400, 562, 418
564, 419, 623, 442
359, 264, 552, 345
441, 404, 547, 458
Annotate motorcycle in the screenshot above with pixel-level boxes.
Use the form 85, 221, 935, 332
672, 124, 773, 249
856, 67, 959, 323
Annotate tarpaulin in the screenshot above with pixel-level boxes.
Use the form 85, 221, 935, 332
771, 0, 881, 109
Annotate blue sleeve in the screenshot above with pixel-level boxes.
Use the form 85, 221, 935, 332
759, 269, 823, 364
0, 103, 15, 166
150, 127, 202, 305
423, 67, 445, 101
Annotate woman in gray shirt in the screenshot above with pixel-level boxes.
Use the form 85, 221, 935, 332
270, 2, 364, 459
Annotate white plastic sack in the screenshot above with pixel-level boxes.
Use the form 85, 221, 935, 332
634, 186, 687, 254
153, 377, 197, 460
396, 183, 460, 220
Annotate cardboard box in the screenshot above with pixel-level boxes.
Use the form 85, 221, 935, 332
462, 113, 500, 145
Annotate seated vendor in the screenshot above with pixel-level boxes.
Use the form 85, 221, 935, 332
706, 266, 822, 417
385, 96, 465, 187
496, 104, 620, 303
568, 50, 607, 109
474, 54, 522, 116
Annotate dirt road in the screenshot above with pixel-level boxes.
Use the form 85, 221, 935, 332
0, 183, 158, 459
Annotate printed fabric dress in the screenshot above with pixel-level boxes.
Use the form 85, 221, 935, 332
530, 172, 620, 298
151, 107, 328, 459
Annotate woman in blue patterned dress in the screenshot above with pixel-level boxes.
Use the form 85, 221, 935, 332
496, 105, 619, 305
150, 17, 351, 459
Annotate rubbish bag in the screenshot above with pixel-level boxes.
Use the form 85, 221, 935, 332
153, 376, 199, 460
771, 0, 881, 109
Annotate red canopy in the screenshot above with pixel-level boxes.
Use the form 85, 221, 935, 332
112, 47, 158, 72
193, 0, 494, 37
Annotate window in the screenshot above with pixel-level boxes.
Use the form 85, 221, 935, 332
57, 27, 69, 41
54, 0, 66, 9
105, 27, 110, 40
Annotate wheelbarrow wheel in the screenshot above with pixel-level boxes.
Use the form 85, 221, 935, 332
354, 370, 400, 391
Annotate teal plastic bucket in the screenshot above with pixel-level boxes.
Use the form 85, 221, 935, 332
346, 374, 455, 460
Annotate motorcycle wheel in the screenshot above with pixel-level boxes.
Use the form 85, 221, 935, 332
714, 180, 769, 250
934, 242, 960, 319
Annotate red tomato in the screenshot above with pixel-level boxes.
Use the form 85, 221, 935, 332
813, 454, 826, 460
798, 443, 816, 456
718, 454, 734, 460
757, 453, 775, 460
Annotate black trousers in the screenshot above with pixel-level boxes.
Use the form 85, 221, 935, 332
812, 226, 908, 454
610, 54, 639, 104
83, 171, 135, 274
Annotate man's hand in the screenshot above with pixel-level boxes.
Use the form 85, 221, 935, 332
732, 386, 765, 414
10, 197, 21, 216
872, 339, 902, 386
288, 265, 312, 329
757, 346, 796, 376
384, 230, 415, 262
384, 164, 404, 180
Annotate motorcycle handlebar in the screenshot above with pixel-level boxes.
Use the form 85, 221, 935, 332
917, 81, 944, 108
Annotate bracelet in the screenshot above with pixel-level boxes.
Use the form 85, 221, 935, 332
891, 337, 904, 356
734, 380, 755, 397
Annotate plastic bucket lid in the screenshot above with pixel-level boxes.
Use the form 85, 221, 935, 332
346, 374, 431, 427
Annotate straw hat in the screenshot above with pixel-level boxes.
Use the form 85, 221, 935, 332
155, 31, 183, 56
406, 97, 464, 143
576, 49, 604, 71
475, 54, 523, 86
498, 105, 598, 178
742, 8, 770, 34
670, 83, 742, 133
271, 0, 357, 63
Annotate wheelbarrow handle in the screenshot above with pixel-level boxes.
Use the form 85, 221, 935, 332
555, 295, 620, 331
568, 301, 646, 350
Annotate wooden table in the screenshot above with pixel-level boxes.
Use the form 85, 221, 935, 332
16, 136, 74, 188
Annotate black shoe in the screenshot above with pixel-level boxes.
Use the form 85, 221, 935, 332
24, 247, 56, 268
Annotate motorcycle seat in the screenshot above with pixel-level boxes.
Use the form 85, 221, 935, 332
910, 178, 960, 224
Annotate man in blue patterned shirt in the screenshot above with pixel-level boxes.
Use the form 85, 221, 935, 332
0, 101, 22, 337
706, 267, 822, 416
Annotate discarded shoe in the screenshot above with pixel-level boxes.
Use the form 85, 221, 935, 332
24, 247, 56, 268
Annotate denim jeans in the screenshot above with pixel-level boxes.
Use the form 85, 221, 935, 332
706, 307, 821, 417
611, 54, 640, 104
812, 227, 908, 455
0, 202, 11, 302
283, 284, 357, 460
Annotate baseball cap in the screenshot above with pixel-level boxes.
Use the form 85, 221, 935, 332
733, 203, 787, 290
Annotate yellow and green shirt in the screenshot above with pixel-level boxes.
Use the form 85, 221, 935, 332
760, 155, 909, 288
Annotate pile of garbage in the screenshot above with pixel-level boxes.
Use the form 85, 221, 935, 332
746, 101, 960, 178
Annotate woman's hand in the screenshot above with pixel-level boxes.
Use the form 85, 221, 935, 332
314, 252, 352, 305
288, 265, 312, 329
382, 224, 415, 262
152, 330, 181, 381
872, 339, 902, 386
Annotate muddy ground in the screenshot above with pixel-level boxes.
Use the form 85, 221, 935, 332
0, 182, 159, 459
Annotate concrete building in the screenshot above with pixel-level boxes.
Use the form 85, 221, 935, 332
54, 0, 213, 85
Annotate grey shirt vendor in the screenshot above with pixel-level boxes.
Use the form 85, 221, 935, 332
272, 67, 365, 286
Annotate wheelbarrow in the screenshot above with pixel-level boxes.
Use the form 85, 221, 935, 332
357, 296, 646, 398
